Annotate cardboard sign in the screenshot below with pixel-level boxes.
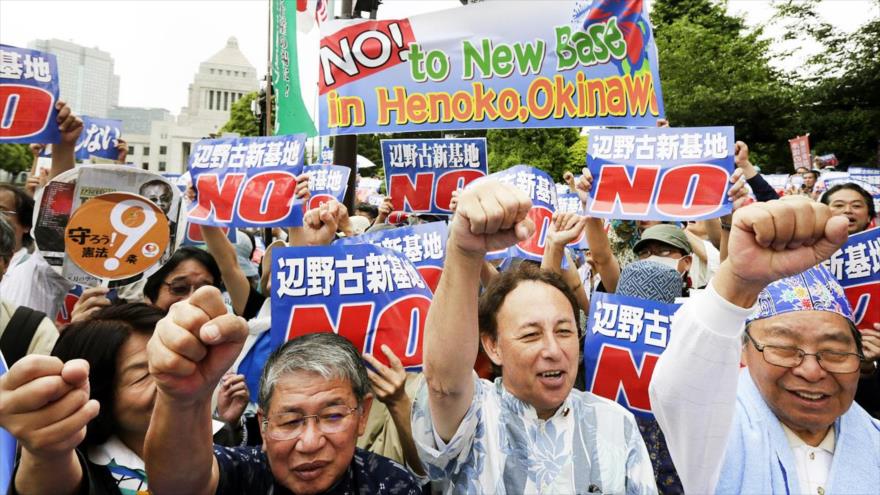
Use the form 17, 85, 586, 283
302, 164, 350, 209
65, 193, 169, 281
823, 227, 880, 328
317, 0, 664, 135
381, 138, 488, 214
188, 134, 307, 228
356, 176, 382, 203
271, 244, 433, 370
584, 291, 680, 419
334, 221, 447, 292
586, 126, 735, 221
789, 135, 811, 171
0, 44, 60, 143
33, 165, 183, 288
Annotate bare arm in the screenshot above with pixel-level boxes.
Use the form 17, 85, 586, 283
703, 219, 722, 251
423, 180, 534, 441
562, 251, 590, 314
584, 217, 620, 292
49, 102, 82, 180
201, 226, 250, 316
684, 229, 708, 263
144, 287, 248, 495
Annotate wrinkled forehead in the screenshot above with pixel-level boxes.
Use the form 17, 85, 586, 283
269, 370, 357, 412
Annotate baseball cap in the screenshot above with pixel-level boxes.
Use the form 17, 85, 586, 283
632, 224, 693, 256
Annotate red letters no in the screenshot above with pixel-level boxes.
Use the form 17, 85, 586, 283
589, 165, 659, 216
434, 170, 485, 212
0, 85, 54, 139
370, 295, 431, 369
190, 173, 245, 223
591, 345, 658, 412
238, 171, 297, 224
389, 173, 433, 212
655, 165, 728, 218
287, 303, 373, 352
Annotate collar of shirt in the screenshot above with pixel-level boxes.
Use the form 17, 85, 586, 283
496, 378, 574, 421
781, 423, 836, 454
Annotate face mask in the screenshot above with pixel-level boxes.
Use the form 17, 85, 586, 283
644, 255, 683, 273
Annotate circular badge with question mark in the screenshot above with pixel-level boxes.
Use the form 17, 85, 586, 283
64, 192, 170, 281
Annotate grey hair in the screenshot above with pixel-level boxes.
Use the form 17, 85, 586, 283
258, 333, 371, 413
0, 215, 15, 259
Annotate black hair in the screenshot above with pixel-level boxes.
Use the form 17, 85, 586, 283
355, 203, 379, 220
51, 303, 166, 449
143, 246, 222, 302
820, 182, 876, 220
0, 184, 34, 247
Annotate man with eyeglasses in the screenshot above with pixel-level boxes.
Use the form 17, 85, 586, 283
650, 197, 880, 494
143, 287, 421, 494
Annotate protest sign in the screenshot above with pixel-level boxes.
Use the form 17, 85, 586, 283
271, 244, 433, 370
162, 172, 190, 194
356, 176, 382, 203
334, 221, 447, 292
584, 291, 680, 419
317, 0, 664, 135
65, 192, 169, 281
33, 165, 183, 288
815, 153, 838, 169
381, 138, 488, 214
42, 116, 124, 161
303, 164, 350, 209
586, 126, 735, 221
0, 44, 60, 144
320, 146, 333, 164
823, 227, 880, 329
181, 222, 235, 247
789, 135, 811, 171
188, 134, 306, 228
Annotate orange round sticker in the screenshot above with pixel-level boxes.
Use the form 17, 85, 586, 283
64, 192, 170, 281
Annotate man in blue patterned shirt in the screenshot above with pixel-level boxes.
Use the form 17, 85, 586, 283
413, 179, 657, 494
143, 287, 421, 494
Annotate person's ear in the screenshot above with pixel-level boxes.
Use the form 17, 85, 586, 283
679, 255, 692, 273
480, 332, 502, 367
257, 408, 268, 451
357, 394, 374, 437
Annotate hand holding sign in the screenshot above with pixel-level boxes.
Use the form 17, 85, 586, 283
547, 212, 587, 247
55, 101, 83, 147
451, 179, 534, 258
302, 199, 346, 246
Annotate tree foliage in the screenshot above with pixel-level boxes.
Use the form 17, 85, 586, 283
653, 0, 797, 172
0, 144, 33, 175
220, 92, 260, 136
486, 128, 580, 181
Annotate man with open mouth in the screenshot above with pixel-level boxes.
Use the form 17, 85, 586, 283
650, 197, 880, 494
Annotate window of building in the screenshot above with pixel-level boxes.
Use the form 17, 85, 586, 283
159, 146, 167, 155
128, 146, 134, 155
210, 69, 215, 74
226, 70, 231, 76
158, 162, 167, 172
223, 91, 229, 111
209, 90, 214, 110
142, 163, 149, 170
143, 146, 150, 156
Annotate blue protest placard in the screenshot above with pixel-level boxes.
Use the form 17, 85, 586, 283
822, 227, 880, 328
302, 164, 350, 210
76, 117, 122, 160
271, 244, 433, 370
188, 134, 306, 228
586, 126, 735, 221
0, 44, 61, 144
583, 291, 680, 419
0, 351, 15, 493
556, 192, 588, 250
335, 221, 447, 292
381, 138, 488, 215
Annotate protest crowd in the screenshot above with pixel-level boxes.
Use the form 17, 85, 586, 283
1, 1, 879, 494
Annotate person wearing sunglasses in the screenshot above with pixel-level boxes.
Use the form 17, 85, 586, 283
650, 198, 879, 494
142, 288, 421, 494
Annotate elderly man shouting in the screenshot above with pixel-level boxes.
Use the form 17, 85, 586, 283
650, 197, 880, 494
143, 286, 421, 494
412, 179, 657, 493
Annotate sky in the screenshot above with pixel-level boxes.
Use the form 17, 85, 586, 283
1, 0, 876, 116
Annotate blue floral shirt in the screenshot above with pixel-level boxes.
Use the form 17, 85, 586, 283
412, 375, 657, 494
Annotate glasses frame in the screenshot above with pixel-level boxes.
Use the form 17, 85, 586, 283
743, 327, 864, 374
261, 405, 360, 441
162, 280, 211, 297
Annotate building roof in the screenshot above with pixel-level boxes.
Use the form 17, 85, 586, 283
204, 37, 254, 69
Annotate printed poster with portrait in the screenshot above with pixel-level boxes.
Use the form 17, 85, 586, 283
33, 164, 184, 287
